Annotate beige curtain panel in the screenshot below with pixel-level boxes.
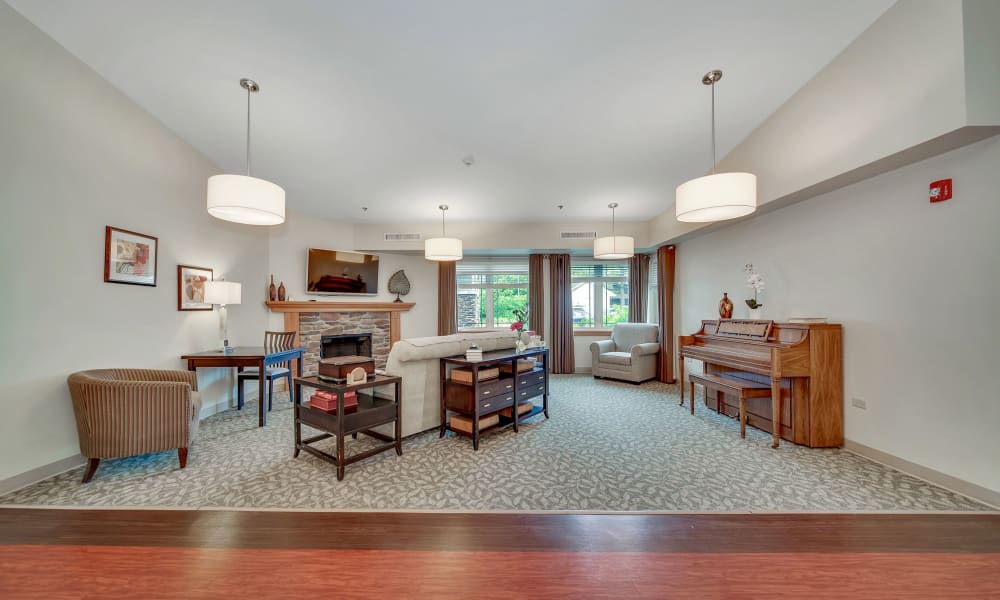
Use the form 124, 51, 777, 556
529, 254, 545, 338
627, 253, 650, 323
548, 253, 575, 374
656, 245, 676, 383
437, 261, 457, 336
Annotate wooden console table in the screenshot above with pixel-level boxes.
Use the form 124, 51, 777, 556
293, 374, 402, 480
440, 348, 549, 450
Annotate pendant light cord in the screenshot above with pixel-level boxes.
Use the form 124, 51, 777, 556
245, 85, 252, 177
710, 79, 716, 176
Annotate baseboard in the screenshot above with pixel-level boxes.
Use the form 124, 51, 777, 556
844, 439, 1000, 510
199, 395, 232, 419
575, 367, 593, 374
0, 454, 86, 497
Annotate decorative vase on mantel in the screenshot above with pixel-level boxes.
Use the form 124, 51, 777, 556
268, 274, 277, 301
718, 292, 734, 319
277, 281, 286, 302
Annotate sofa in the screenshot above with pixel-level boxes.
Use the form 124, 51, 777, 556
385, 330, 518, 436
590, 323, 660, 383
67, 369, 202, 482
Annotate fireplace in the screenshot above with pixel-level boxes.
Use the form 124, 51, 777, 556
321, 333, 373, 360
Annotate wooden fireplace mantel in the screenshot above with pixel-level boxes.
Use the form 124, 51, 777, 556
265, 301, 415, 346
265, 301, 415, 313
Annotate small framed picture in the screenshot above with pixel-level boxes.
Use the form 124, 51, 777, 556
104, 226, 158, 286
177, 265, 214, 311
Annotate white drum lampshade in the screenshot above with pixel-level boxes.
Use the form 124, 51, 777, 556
593, 236, 634, 260
203, 280, 242, 306
207, 174, 285, 225
675, 172, 757, 223
424, 237, 463, 261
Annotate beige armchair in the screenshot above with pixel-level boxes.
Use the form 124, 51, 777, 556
590, 323, 660, 383
67, 369, 202, 482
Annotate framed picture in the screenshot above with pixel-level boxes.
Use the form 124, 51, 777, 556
177, 265, 214, 311
104, 226, 158, 286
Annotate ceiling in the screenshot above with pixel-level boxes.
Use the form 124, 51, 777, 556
8, 0, 894, 224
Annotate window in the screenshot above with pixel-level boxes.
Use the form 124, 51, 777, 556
648, 254, 659, 324
571, 260, 629, 329
457, 259, 529, 329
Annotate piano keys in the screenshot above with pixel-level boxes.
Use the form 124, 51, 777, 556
678, 320, 843, 448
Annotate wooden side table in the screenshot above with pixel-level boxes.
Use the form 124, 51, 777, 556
293, 374, 402, 480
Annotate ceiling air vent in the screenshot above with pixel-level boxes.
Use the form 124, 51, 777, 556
560, 231, 597, 239
384, 232, 422, 242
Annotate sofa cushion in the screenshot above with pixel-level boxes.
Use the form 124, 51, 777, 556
600, 351, 632, 366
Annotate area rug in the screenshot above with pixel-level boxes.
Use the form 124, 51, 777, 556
1, 375, 988, 511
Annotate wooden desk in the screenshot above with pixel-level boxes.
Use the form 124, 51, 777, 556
181, 346, 305, 427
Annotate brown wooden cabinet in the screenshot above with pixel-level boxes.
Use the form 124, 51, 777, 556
440, 348, 549, 450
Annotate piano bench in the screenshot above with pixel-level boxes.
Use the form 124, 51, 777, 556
687, 373, 772, 439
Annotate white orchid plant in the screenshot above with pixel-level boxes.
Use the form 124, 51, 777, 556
744, 263, 765, 309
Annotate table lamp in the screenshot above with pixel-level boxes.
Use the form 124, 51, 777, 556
203, 280, 242, 352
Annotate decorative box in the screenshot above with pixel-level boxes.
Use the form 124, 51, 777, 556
449, 413, 500, 434
318, 355, 375, 382
499, 359, 536, 375
309, 390, 358, 413
450, 367, 500, 384
499, 401, 534, 419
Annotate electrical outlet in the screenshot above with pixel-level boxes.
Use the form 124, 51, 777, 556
851, 397, 867, 410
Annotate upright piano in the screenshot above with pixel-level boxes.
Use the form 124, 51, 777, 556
678, 320, 843, 448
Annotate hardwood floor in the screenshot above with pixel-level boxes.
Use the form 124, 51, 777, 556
1, 508, 998, 599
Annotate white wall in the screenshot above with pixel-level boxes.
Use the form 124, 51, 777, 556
0, 4, 268, 483
649, 0, 1000, 246
266, 210, 437, 340
675, 135, 1000, 493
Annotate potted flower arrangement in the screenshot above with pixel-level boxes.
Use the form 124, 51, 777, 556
511, 307, 529, 350
744, 263, 765, 319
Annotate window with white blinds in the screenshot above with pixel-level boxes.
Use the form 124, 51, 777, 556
570, 259, 629, 329
456, 258, 529, 329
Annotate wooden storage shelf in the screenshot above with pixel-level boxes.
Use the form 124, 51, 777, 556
439, 348, 550, 450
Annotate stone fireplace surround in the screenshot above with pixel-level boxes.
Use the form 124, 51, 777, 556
266, 301, 415, 376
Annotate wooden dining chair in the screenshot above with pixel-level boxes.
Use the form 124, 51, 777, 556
237, 331, 297, 411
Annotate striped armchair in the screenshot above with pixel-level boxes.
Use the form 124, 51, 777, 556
67, 369, 202, 483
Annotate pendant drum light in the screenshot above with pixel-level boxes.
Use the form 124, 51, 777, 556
675, 70, 756, 223
207, 78, 285, 225
593, 202, 634, 259
425, 204, 463, 261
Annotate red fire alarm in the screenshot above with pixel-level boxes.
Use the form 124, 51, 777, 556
929, 179, 952, 203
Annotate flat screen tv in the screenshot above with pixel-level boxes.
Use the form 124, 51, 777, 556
306, 248, 379, 295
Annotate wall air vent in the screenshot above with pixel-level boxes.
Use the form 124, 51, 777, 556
384, 232, 422, 241
560, 231, 597, 239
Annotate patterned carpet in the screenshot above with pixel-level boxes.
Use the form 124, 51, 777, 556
1, 375, 989, 511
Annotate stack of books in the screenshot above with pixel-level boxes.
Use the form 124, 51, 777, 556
309, 390, 358, 413
465, 346, 483, 361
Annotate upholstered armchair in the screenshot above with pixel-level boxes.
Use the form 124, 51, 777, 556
67, 369, 202, 483
590, 323, 660, 383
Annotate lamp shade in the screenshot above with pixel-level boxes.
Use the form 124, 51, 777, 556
203, 280, 242, 305
207, 174, 285, 225
593, 236, 635, 260
675, 172, 756, 222
424, 237, 463, 261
